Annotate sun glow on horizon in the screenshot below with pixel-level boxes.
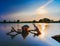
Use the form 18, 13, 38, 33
36, 8, 48, 15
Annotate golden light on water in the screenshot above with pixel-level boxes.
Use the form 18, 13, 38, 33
41, 24, 45, 38
38, 23, 48, 38
40, 24, 46, 38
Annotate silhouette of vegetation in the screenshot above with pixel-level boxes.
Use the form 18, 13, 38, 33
17, 20, 20, 23
52, 35, 60, 42
3, 20, 7, 23
39, 18, 51, 23
0, 18, 60, 23
33, 20, 37, 23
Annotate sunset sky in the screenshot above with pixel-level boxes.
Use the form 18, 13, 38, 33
0, 0, 60, 21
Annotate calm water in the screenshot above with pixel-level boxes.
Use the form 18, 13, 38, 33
0, 23, 60, 46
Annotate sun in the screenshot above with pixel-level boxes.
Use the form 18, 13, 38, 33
36, 8, 48, 15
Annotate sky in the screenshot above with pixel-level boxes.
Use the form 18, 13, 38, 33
0, 0, 60, 21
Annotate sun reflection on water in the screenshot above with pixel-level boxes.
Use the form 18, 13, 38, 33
38, 23, 48, 38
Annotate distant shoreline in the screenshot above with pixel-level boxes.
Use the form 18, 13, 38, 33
0, 22, 60, 23
0, 18, 60, 23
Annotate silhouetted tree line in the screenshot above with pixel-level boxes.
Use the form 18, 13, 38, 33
39, 18, 60, 23
0, 20, 20, 23
0, 18, 60, 23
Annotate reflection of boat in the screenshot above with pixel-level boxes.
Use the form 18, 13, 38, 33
52, 35, 60, 42
6, 24, 41, 39
22, 30, 29, 39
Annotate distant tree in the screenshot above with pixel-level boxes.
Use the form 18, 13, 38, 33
58, 20, 60, 23
33, 20, 36, 22
17, 20, 20, 22
39, 19, 43, 22
43, 18, 50, 22
39, 18, 51, 23
3, 20, 6, 22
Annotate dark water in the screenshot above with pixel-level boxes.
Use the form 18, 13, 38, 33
0, 23, 60, 46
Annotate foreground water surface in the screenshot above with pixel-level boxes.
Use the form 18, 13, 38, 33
0, 23, 60, 46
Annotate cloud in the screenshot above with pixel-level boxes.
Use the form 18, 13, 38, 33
39, 0, 54, 8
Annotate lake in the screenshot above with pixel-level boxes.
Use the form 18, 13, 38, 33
0, 23, 60, 46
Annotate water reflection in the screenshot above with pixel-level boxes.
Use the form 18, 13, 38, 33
38, 23, 48, 38
6, 23, 49, 39
6, 23, 41, 39
0, 23, 60, 46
